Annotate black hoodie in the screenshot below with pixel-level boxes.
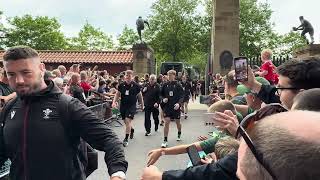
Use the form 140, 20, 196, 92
0, 81, 127, 180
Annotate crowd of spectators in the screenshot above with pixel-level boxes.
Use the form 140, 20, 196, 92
141, 50, 320, 180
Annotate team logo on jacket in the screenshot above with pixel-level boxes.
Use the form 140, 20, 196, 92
10, 110, 16, 119
43, 108, 52, 119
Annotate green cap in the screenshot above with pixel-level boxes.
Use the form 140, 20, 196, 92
237, 77, 270, 95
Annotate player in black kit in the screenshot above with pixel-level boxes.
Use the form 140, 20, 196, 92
160, 70, 184, 148
112, 70, 144, 147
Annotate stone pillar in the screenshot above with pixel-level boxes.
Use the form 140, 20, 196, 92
132, 43, 156, 77
211, 0, 240, 75
293, 44, 320, 60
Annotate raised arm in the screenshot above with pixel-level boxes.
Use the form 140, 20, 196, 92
69, 98, 128, 176
147, 142, 203, 166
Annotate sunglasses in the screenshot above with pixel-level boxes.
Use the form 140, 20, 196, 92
236, 103, 288, 180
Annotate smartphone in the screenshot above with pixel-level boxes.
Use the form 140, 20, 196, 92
219, 93, 225, 100
234, 56, 248, 81
204, 112, 226, 127
217, 86, 225, 94
204, 113, 216, 126
186, 145, 202, 166
199, 95, 212, 105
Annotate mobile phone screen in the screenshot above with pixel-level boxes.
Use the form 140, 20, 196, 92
199, 95, 212, 105
234, 56, 248, 81
186, 145, 202, 166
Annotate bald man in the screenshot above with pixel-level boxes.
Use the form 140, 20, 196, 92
237, 111, 320, 180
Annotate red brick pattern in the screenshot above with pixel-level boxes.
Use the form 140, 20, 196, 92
0, 50, 133, 64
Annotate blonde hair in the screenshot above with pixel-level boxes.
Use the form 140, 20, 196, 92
207, 100, 236, 114
261, 49, 273, 60
80, 71, 87, 80
52, 69, 61, 78
167, 70, 176, 75
125, 70, 134, 75
71, 73, 80, 84
214, 137, 239, 159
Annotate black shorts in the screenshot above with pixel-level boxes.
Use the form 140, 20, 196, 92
163, 109, 181, 120
120, 105, 136, 120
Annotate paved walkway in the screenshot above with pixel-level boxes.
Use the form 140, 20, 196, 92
88, 100, 210, 180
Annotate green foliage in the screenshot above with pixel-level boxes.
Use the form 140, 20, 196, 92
117, 25, 139, 50
4, 15, 67, 50
0, 11, 5, 49
146, 0, 200, 61
68, 22, 114, 50
274, 31, 306, 56
239, 0, 275, 57
200, 0, 306, 57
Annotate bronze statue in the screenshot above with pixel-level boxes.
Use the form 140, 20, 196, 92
136, 16, 150, 42
293, 16, 314, 44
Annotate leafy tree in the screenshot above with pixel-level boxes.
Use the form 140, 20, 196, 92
274, 31, 306, 56
145, 0, 199, 62
239, 0, 276, 57
0, 11, 5, 49
203, 0, 305, 57
0, 11, 5, 38
68, 22, 114, 50
4, 15, 67, 50
117, 25, 139, 50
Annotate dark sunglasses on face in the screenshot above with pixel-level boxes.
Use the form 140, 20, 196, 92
236, 103, 288, 180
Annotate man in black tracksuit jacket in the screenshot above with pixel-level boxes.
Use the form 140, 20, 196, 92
142, 74, 161, 135
0, 46, 128, 180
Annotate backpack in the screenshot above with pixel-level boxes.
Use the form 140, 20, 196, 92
0, 94, 98, 177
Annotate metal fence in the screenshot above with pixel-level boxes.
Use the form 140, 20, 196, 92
88, 101, 122, 127
0, 160, 10, 178
248, 55, 290, 67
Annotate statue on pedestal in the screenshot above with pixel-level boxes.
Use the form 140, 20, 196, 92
136, 16, 150, 42
293, 16, 315, 44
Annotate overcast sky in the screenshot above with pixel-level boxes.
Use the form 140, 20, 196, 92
1, 0, 319, 42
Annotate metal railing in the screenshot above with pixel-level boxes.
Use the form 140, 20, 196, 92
0, 160, 10, 178
88, 101, 123, 127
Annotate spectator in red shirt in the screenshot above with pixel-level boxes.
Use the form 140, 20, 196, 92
80, 71, 98, 97
255, 49, 278, 85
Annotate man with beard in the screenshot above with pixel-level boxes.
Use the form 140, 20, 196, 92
0, 46, 128, 180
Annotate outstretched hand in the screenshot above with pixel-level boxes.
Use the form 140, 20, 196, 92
212, 110, 239, 137
147, 149, 162, 166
